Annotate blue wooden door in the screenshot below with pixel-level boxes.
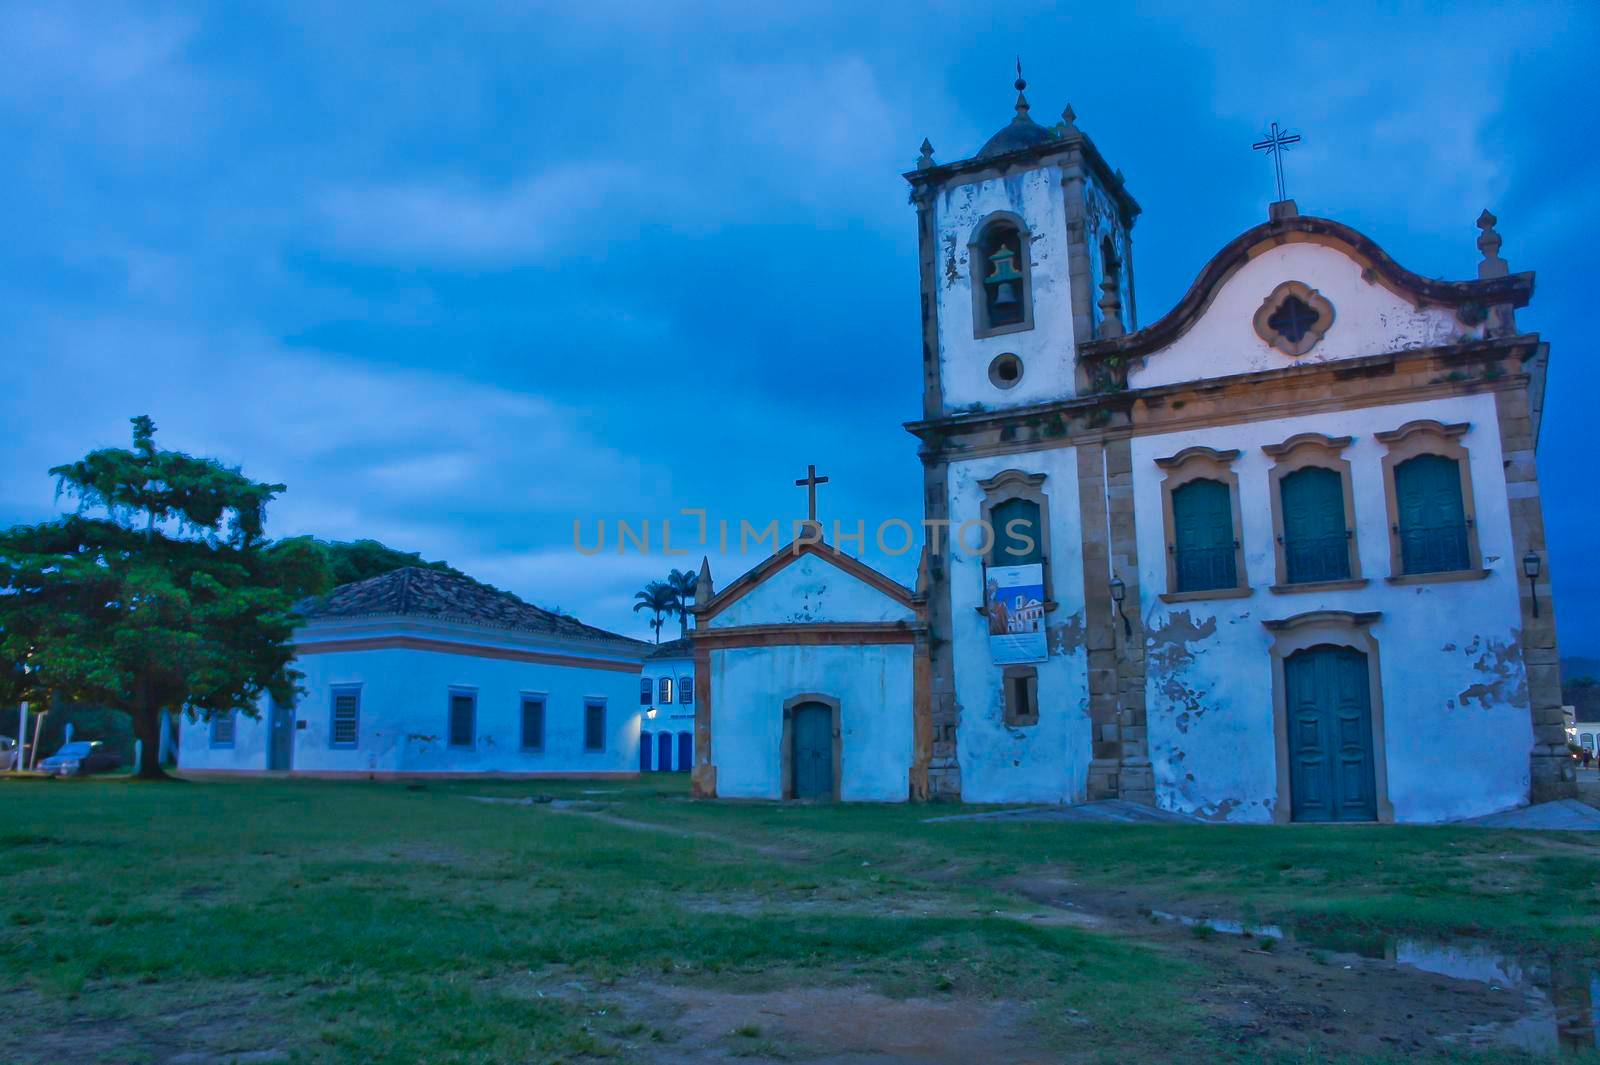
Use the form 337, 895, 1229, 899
639, 731, 652, 772
1280, 467, 1349, 583
656, 731, 673, 772
677, 731, 693, 773
1172, 479, 1236, 591
267, 697, 294, 770
1394, 454, 1469, 573
1286, 646, 1377, 822
791, 703, 833, 799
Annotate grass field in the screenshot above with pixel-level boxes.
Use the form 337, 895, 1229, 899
4, 776, 1598, 1064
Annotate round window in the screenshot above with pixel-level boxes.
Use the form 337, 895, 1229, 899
988, 353, 1023, 389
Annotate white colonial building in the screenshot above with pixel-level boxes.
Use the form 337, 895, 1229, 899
640, 637, 696, 773
891, 74, 1572, 820
179, 567, 653, 777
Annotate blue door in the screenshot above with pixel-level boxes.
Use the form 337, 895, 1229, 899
790, 702, 833, 800
1286, 646, 1378, 822
639, 731, 652, 772
677, 731, 693, 774
656, 731, 673, 772
267, 696, 295, 771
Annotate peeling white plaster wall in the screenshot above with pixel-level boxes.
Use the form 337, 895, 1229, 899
933, 163, 1079, 411
945, 448, 1092, 803
1128, 242, 1482, 390
1133, 393, 1530, 823
710, 643, 915, 802
708, 552, 915, 628
178, 620, 645, 775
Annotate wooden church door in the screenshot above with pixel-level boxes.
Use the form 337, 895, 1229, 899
1286, 646, 1378, 822
791, 702, 834, 800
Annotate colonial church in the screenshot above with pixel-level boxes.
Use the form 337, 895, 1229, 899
687, 73, 1574, 822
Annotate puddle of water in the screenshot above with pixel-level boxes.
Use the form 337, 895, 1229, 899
1143, 908, 1598, 1054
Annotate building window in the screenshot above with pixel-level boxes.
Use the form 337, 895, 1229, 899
209, 711, 236, 749
968, 213, 1034, 339
677, 731, 693, 772
1002, 665, 1039, 727
639, 677, 652, 705
1580, 732, 1594, 751
520, 695, 545, 752
330, 687, 360, 749
680, 676, 694, 705
1253, 280, 1335, 356
988, 352, 1024, 390
1376, 420, 1482, 580
658, 677, 674, 705
448, 690, 476, 749
977, 469, 1053, 605
1263, 433, 1361, 589
1157, 447, 1247, 600
583, 700, 606, 752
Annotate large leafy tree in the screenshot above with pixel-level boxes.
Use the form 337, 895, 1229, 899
0, 417, 330, 779
315, 539, 459, 587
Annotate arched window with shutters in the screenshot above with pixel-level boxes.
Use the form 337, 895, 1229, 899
968, 212, 1034, 338
639, 677, 652, 706
1377, 420, 1483, 580
680, 675, 694, 705
1157, 447, 1248, 600
659, 676, 674, 705
1263, 433, 1362, 590
977, 469, 1054, 609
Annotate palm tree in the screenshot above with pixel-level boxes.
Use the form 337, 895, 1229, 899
632, 581, 676, 643
665, 567, 698, 637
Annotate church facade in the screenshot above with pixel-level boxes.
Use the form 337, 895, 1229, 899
898, 77, 1573, 820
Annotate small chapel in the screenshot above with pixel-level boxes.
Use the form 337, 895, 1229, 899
687, 71, 1574, 822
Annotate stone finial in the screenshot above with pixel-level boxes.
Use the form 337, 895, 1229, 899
1012, 56, 1030, 121
694, 555, 714, 607
1476, 208, 1508, 279
1057, 103, 1078, 135
1269, 199, 1299, 222
916, 138, 935, 170
1097, 273, 1125, 339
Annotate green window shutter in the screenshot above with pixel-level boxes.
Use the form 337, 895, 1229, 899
583, 701, 606, 752
520, 697, 545, 751
991, 497, 1043, 565
448, 693, 475, 748
1280, 467, 1350, 583
1394, 455, 1470, 574
1172, 479, 1237, 592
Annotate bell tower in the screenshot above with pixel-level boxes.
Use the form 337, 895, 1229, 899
904, 71, 1140, 419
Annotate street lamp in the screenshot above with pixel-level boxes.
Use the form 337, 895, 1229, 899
1522, 551, 1541, 618
1109, 576, 1132, 639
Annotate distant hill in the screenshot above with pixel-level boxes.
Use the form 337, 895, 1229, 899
1563, 657, 1600, 684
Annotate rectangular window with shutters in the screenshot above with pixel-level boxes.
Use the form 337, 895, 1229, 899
330, 687, 360, 749
680, 676, 694, 705
1172, 478, 1238, 592
447, 690, 476, 749
583, 700, 606, 752
520, 695, 545, 752
1376, 420, 1482, 581
1279, 467, 1351, 584
209, 711, 236, 748
639, 677, 652, 705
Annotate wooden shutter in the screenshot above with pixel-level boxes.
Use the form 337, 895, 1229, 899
639, 678, 652, 705
1172, 479, 1237, 591
680, 676, 694, 704
1280, 467, 1349, 583
448, 693, 475, 748
584, 702, 605, 751
1394, 455, 1469, 574
520, 697, 545, 751
991, 497, 1043, 565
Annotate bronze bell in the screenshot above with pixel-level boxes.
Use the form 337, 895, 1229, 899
993, 281, 1019, 306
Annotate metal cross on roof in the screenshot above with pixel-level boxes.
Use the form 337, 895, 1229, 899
1251, 122, 1302, 203
794, 464, 830, 523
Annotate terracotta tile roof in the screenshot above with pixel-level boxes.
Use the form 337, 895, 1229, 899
298, 567, 649, 648
646, 636, 694, 659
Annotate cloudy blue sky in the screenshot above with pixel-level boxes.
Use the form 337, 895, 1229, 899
3, 1, 1596, 653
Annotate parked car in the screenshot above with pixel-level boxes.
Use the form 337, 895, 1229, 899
37, 741, 120, 777
0, 737, 15, 770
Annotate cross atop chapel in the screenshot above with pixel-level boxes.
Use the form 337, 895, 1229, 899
794, 464, 830, 523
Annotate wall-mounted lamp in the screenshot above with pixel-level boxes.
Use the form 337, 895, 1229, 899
1522, 551, 1541, 618
645, 706, 658, 720
1109, 576, 1132, 639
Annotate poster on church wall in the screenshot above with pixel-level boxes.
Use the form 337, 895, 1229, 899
985, 563, 1047, 664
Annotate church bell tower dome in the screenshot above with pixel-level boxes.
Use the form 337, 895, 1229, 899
975, 65, 1059, 159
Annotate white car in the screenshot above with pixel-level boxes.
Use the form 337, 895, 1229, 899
0, 737, 15, 770
36, 740, 119, 777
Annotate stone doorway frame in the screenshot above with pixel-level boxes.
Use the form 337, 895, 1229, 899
780, 693, 842, 802
1262, 610, 1394, 825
